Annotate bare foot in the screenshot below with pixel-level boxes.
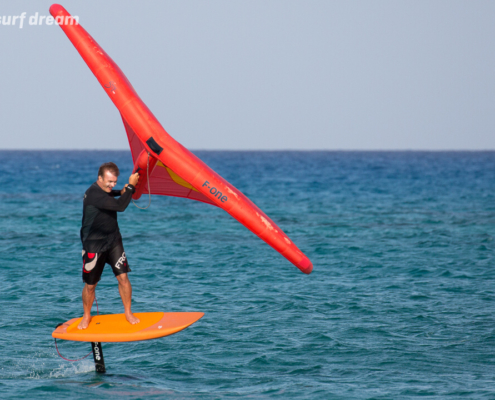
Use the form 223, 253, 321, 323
125, 313, 140, 325
78, 314, 92, 330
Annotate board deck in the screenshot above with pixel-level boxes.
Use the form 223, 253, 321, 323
52, 312, 204, 342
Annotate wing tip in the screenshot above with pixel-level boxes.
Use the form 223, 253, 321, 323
297, 257, 313, 274
49, 4, 66, 17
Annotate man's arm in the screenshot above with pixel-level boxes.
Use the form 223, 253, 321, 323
110, 186, 130, 196
120, 184, 130, 196
95, 185, 135, 212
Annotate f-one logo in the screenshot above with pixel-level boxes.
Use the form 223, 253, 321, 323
94, 343, 101, 361
203, 181, 228, 203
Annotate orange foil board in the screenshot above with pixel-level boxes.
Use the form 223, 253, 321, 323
52, 312, 204, 343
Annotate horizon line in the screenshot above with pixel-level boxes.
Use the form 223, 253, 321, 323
1, 148, 495, 152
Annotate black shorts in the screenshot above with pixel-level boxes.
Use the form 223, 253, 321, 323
82, 240, 131, 285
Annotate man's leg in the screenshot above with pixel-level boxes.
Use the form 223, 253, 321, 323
78, 283, 97, 329
116, 273, 140, 325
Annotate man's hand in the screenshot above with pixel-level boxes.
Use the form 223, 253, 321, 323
129, 172, 140, 187
121, 173, 140, 195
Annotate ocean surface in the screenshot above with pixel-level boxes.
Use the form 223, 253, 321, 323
1, 150, 495, 399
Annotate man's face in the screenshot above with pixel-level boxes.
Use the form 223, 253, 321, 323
97, 170, 118, 192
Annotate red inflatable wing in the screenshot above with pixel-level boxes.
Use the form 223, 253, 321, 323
50, 4, 313, 274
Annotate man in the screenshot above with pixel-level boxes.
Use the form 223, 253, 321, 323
79, 162, 140, 329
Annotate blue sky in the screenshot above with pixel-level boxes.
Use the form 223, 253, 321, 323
1, 1, 494, 150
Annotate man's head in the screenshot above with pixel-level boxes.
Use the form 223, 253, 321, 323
97, 162, 120, 193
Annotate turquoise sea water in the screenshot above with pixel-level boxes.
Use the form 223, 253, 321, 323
1, 150, 495, 399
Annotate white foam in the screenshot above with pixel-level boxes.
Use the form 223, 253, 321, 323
49, 359, 94, 378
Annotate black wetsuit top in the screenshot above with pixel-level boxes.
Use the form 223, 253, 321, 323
80, 182, 135, 253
